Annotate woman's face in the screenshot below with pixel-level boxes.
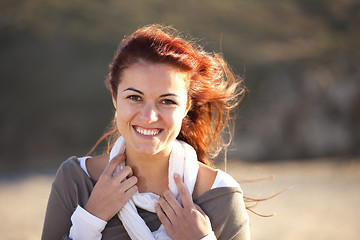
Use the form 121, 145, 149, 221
113, 61, 189, 158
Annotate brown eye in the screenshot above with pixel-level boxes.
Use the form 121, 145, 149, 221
161, 99, 177, 105
127, 95, 142, 102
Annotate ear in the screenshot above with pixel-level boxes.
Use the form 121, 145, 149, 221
112, 96, 117, 109
183, 99, 191, 118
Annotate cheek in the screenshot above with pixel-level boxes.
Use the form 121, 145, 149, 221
115, 105, 134, 127
168, 111, 186, 130
115, 113, 125, 133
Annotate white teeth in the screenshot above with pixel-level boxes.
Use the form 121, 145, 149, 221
135, 126, 160, 136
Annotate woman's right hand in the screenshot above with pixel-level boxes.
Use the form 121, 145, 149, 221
84, 154, 138, 221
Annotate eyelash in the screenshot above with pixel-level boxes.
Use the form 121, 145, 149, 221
126, 95, 142, 102
126, 95, 177, 106
160, 99, 177, 105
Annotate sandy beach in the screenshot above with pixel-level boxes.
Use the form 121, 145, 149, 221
1, 159, 359, 240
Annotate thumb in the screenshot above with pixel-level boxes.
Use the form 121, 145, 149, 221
103, 154, 126, 176
194, 204, 207, 217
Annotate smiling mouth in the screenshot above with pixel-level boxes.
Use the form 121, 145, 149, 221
133, 125, 162, 136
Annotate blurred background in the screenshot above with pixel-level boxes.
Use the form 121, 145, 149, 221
0, 0, 359, 239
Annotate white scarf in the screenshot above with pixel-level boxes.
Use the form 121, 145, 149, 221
109, 136, 199, 240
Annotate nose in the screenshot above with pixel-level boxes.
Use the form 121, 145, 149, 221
139, 103, 158, 123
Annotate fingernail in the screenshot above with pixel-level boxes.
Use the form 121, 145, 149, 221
174, 173, 180, 179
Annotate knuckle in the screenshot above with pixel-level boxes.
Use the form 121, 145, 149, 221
158, 211, 165, 219
171, 221, 178, 229
111, 156, 121, 164
118, 189, 128, 198
190, 208, 197, 215
163, 190, 172, 199
124, 185, 137, 197
98, 174, 109, 183
111, 154, 125, 165
158, 197, 165, 205
129, 176, 138, 184
177, 211, 185, 219
178, 187, 186, 195
115, 154, 126, 160
123, 166, 132, 174
109, 179, 119, 188
129, 184, 138, 192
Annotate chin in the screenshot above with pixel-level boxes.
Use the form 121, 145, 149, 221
132, 145, 161, 156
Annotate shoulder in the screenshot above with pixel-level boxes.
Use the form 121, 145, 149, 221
54, 155, 107, 183
212, 169, 241, 189
192, 162, 217, 198
53, 156, 92, 188
55, 156, 82, 180
85, 154, 109, 181
193, 165, 249, 239
51, 156, 98, 208
193, 163, 242, 198
195, 186, 250, 240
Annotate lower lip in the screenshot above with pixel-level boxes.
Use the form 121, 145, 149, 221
132, 126, 162, 138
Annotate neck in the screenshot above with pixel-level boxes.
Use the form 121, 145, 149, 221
125, 150, 170, 195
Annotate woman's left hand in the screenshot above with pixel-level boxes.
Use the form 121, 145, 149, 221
155, 173, 213, 240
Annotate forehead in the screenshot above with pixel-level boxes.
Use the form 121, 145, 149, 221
119, 61, 189, 93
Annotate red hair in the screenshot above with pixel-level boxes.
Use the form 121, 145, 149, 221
89, 24, 245, 166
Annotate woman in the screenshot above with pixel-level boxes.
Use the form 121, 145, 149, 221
42, 24, 250, 240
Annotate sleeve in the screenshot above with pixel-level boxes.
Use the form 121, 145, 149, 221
198, 188, 250, 240
200, 231, 217, 240
42, 158, 105, 240
218, 189, 250, 240
69, 205, 107, 240
41, 160, 76, 240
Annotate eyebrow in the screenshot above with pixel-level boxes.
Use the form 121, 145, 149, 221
123, 87, 143, 95
123, 87, 179, 98
160, 93, 179, 98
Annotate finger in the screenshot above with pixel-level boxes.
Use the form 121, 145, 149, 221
155, 203, 173, 231
194, 204, 206, 216
174, 173, 193, 209
123, 185, 138, 199
158, 196, 177, 221
120, 176, 138, 191
103, 154, 126, 176
163, 190, 182, 215
113, 165, 133, 182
